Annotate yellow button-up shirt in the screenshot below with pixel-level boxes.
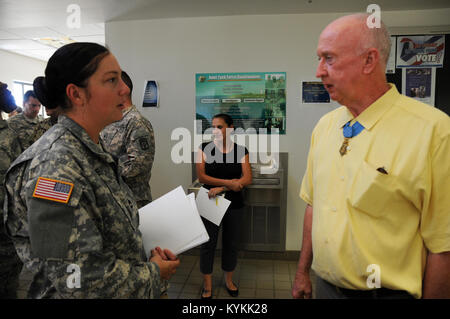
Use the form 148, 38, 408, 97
300, 84, 450, 298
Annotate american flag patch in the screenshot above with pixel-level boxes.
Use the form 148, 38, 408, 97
33, 177, 74, 204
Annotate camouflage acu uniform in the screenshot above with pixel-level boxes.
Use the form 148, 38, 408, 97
0, 119, 23, 299
7, 113, 45, 151
100, 105, 155, 208
30, 116, 56, 143
4, 115, 161, 298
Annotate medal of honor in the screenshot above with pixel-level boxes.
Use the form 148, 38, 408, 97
339, 138, 349, 156
340, 121, 365, 156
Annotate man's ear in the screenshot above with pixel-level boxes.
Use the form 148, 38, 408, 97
66, 83, 85, 107
362, 48, 380, 74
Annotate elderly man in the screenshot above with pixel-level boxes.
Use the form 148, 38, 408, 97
7, 90, 42, 150
292, 14, 450, 299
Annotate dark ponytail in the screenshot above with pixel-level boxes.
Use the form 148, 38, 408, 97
33, 76, 52, 108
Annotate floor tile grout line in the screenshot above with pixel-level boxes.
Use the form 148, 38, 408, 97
176, 257, 198, 299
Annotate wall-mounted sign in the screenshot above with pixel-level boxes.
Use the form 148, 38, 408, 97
402, 68, 436, 107
302, 81, 330, 103
196, 72, 286, 134
143, 80, 159, 107
396, 35, 445, 68
386, 36, 396, 74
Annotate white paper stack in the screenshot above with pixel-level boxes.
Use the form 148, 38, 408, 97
195, 187, 231, 226
138, 186, 209, 258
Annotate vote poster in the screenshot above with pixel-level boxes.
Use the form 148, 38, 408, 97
195, 72, 286, 134
396, 35, 445, 68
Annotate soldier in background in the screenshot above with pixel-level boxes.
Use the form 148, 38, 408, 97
28, 105, 63, 143
0, 81, 22, 299
100, 71, 155, 209
7, 90, 42, 151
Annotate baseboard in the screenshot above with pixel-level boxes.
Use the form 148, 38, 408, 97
181, 248, 300, 261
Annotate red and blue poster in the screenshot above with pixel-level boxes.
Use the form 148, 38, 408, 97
396, 35, 445, 68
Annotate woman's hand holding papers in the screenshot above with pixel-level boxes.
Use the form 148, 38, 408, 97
150, 246, 180, 280
208, 187, 225, 198
208, 180, 244, 198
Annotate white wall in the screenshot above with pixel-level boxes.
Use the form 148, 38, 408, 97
0, 49, 46, 90
0, 50, 46, 119
106, 8, 450, 251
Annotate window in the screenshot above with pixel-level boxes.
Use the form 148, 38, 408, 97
12, 80, 33, 107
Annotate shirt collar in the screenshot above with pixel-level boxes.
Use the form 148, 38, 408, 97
338, 83, 401, 130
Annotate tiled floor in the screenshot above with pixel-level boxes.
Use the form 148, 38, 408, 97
169, 255, 299, 299
17, 254, 316, 299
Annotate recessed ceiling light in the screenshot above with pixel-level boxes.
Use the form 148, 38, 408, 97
33, 37, 76, 49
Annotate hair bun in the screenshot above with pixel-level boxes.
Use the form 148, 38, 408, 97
33, 76, 58, 109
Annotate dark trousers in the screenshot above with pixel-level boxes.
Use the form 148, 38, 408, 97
315, 276, 414, 299
200, 207, 243, 275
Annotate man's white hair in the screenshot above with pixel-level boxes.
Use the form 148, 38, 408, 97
352, 13, 391, 65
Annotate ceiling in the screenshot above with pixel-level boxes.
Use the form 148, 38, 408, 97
1, 0, 449, 61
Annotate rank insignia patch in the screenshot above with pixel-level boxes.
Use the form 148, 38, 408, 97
139, 137, 150, 150
33, 177, 74, 203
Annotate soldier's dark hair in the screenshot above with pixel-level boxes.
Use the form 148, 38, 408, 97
33, 42, 110, 110
212, 113, 233, 127
0, 81, 17, 113
121, 71, 133, 96
23, 90, 37, 103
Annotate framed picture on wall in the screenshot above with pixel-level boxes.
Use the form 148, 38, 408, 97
402, 67, 436, 107
143, 80, 159, 107
302, 81, 330, 103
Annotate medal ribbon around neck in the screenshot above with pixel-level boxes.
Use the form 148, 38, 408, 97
340, 121, 365, 156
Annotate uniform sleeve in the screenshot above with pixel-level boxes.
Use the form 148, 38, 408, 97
118, 120, 155, 179
420, 131, 450, 253
299, 128, 316, 206
6, 153, 161, 298
0, 131, 21, 226
47, 201, 162, 298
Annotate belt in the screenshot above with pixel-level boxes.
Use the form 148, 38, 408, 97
331, 283, 413, 299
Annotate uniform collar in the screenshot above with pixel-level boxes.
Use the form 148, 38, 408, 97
122, 104, 136, 117
58, 115, 115, 164
338, 83, 401, 130
22, 113, 40, 124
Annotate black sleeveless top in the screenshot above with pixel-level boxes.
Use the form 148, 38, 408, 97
201, 141, 248, 209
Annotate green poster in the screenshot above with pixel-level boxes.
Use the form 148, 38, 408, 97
196, 72, 286, 134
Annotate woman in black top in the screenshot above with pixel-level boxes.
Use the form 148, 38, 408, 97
196, 113, 252, 299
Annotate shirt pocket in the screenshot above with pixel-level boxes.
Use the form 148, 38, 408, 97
348, 160, 397, 218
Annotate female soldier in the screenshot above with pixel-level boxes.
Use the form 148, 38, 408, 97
196, 113, 252, 299
3, 42, 179, 298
